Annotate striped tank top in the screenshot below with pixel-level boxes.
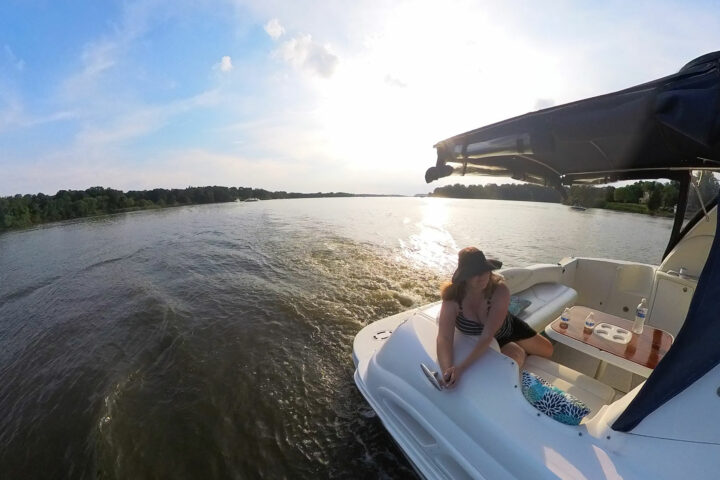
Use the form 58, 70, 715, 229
455, 294, 513, 339
455, 300, 489, 335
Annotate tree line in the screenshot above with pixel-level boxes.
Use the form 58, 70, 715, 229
430, 183, 563, 203
4, 174, 717, 232
431, 173, 720, 216
0, 186, 357, 231
567, 173, 718, 216
566, 181, 679, 212
430, 181, 681, 210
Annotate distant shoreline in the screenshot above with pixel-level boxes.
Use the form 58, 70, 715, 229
599, 202, 674, 217
0, 185, 405, 233
429, 195, 674, 217
2, 184, 676, 234
430, 179, 683, 219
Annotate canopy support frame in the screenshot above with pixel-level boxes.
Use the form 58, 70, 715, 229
663, 172, 691, 260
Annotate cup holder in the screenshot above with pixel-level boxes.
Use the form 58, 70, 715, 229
593, 323, 632, 344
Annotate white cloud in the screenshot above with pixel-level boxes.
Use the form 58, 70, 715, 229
23, 110, 78, 128
0, 92, 22, 131
0, 88, 77, 133
222, 111, 331, 163
384, 74, 407, 88
7, 0, 720, 198
275, 34, 338, 78
62, 36, 126, 98
143, 149, 319, 191
264, 18, 285, 40
3, 44, 25, 71
74, 89, 221, 147
214, 55, 233, 72
0, 146, 331, 196
60, 0, 180, 99
81, 40, 118, 76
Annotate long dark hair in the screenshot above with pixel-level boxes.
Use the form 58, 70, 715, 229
440, 280, 466, 303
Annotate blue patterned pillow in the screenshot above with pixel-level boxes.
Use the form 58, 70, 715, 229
521, 371, 590, 425
509, 296, 531, 316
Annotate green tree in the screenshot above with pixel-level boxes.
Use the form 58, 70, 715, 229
647, 189, 662, 212
699, 171, 720, 201
662, 183, 679, 209
686, 172, 720, 218
613, 186, 628, 203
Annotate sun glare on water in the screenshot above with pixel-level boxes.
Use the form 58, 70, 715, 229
399, 198, 458, 271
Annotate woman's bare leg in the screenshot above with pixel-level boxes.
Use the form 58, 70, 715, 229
516, 334, 553, 359
500, 342, 527, 367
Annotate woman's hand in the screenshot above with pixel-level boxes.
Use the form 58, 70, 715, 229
443, 365, 464, 389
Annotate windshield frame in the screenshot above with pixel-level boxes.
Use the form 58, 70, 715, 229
663, 172, 718, 260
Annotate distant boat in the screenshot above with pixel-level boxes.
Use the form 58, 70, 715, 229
244, 198, 260, 202
570, 204, 586, 211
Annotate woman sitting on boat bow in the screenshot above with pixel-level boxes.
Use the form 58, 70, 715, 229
437, 247, 553, 388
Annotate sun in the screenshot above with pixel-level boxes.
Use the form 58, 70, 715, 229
311, 1, 567, 179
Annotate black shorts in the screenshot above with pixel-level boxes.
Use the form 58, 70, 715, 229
494, 313, 537, 347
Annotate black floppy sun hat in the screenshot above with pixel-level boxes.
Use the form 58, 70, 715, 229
452, 248, 502, 283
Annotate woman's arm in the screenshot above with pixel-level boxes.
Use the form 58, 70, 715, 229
436, 301, 457, 375
456, 283, 511, 373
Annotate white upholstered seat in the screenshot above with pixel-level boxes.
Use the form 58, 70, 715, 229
514, 283, 578, 332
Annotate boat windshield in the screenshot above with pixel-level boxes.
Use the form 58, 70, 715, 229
683, 170, 720, 229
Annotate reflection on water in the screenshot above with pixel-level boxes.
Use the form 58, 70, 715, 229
0, 197, 673, 478
400, 198, 458, 271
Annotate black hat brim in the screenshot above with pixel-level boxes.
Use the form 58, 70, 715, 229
452, 259, 502, 283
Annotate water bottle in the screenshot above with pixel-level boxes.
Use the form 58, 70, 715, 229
560, 308, 571, 329
584, 312, 596, 332
633, 298, 648, 334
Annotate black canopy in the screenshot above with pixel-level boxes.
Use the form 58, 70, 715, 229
426, 52, 720, 189
426, 53, 720, 432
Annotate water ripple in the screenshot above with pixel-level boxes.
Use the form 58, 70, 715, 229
0, 198, 672, 478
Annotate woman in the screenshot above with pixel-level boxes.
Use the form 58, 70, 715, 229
437, 247, 553, 388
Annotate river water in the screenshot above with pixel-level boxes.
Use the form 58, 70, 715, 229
0, 198, 672, 478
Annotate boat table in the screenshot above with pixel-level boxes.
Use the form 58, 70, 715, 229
544, 306, 674, 378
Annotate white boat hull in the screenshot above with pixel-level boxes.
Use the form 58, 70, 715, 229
353, 303, 720, 479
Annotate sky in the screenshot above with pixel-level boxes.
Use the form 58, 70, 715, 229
1, 0, 719, 197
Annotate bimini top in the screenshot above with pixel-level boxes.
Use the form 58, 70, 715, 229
426, 52, 720, 188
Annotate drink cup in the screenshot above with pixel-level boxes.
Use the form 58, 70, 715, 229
584, 312, 596, 332
560, 310, 570, 329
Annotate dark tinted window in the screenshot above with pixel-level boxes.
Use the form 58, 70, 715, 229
683, 171, 720, 228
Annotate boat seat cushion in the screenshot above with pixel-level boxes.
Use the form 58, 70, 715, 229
521, 371, 590, 425
523, 355, 615, 416
513, 283, 578, 332
508, 296, 532, 316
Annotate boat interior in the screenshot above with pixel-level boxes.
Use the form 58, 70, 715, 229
353, 53, 720, 478
419, 200, 716, 425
